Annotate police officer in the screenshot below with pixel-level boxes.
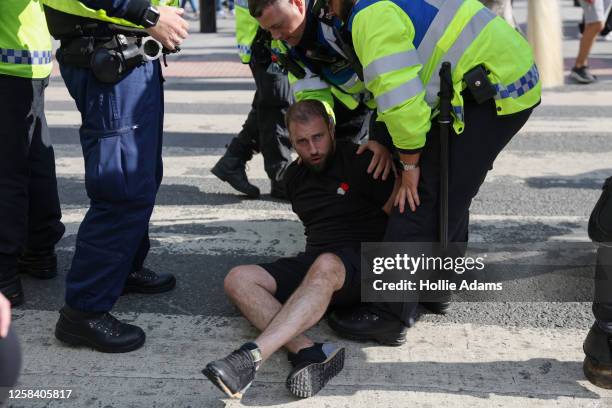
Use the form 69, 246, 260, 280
251, 0, 541, 344
43, 0, 188, 353
0, 0, 65, 306
211, 1, 293, 199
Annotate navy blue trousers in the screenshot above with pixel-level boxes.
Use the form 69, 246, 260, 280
60, 61, 164, 312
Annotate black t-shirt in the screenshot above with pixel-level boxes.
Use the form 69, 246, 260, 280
284, 141, 395, 252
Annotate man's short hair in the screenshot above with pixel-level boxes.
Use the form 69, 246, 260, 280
248, 0, 281, 17
285, 100, 332, 134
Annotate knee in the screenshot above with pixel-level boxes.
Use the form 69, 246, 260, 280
224, 265, 253, 298
306, 253, 345, 289
588, 21, 605, 33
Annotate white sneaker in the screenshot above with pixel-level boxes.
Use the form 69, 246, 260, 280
601, 32, 612, 42
216, 10, 226, 19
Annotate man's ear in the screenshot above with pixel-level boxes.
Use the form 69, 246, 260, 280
293, 0, 305, 13
328, 122, 335, 140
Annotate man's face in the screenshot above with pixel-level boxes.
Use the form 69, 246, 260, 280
257, 0, 307, 46
289, 116, 335, 172
328, 0, 353, 22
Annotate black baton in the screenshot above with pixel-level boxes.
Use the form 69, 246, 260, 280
438, 62, 453, 252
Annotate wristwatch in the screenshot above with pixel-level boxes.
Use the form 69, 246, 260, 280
399, 160, 419, 171
141, 6, 160, 28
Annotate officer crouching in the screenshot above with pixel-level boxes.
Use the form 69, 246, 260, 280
43, 0, 188, 353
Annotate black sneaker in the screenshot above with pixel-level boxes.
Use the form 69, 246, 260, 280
55, 306, 145, 353
583, 323, 612, 389
570, 66, 598, 84
202, 342, 262, 399
286, 343, 345, 398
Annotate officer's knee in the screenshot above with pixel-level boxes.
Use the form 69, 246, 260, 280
305, 253, 345, 290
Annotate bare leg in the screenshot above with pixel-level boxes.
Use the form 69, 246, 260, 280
576, 21, 605, 68
254, 253, 346, 361
224, 265, 314, 356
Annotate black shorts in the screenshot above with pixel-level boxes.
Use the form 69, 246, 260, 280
258, 247, 361, 307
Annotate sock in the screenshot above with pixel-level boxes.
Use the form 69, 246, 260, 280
241, 342, 263, 371
288, 343, 337, 367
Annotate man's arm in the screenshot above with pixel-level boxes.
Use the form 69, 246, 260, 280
77, 0, 151, 23
351, 2, 431, 153
75, 1, 189, 50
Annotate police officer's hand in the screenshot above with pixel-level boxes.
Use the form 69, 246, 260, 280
395, 153, 421, 213
0, 293, 11, 339
356, 140, 394, 180
146, 6, 189, 51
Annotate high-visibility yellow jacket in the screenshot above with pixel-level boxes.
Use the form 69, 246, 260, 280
287, 0, 541, 151
0, 0, 53, 79
43, 0, 178, 29
235, 0, 259, 63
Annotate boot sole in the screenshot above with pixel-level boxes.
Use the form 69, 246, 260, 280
123, 276, 177, 295
55, 325, 145, 353
286, 347, 345, 398
211, 166, 260, 199
202, 365, 250, 399
327, 318, 406, 347
584, 357, 612, 389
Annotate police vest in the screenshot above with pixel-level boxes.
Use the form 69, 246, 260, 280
235, 0, 259, 63
0, 0, 53, 79
291, 0, 541, 151
281, 12, 370, 117
43, 0, 179, 29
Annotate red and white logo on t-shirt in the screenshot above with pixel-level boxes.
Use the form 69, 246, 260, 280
337, 182, 349, 195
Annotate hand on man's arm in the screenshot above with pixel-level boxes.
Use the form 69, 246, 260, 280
356, 140, 394, 181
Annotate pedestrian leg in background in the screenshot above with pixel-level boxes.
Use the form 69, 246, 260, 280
54, 60, 173, 353
0, 328, 21, 403
584, 176, 612, 389
571, 0, 612, 83
0, 75, 65, 307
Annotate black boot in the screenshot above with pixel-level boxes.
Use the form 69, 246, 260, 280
123, 267, 176, 294
55, 305, 146, 353
327, 306, 407, 346
584, 323, 612, 389
0, 272, 24, 307
17, 248, 57, 279
211, 140, 260, 198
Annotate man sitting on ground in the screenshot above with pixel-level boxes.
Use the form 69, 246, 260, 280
202, 100, 398, 399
